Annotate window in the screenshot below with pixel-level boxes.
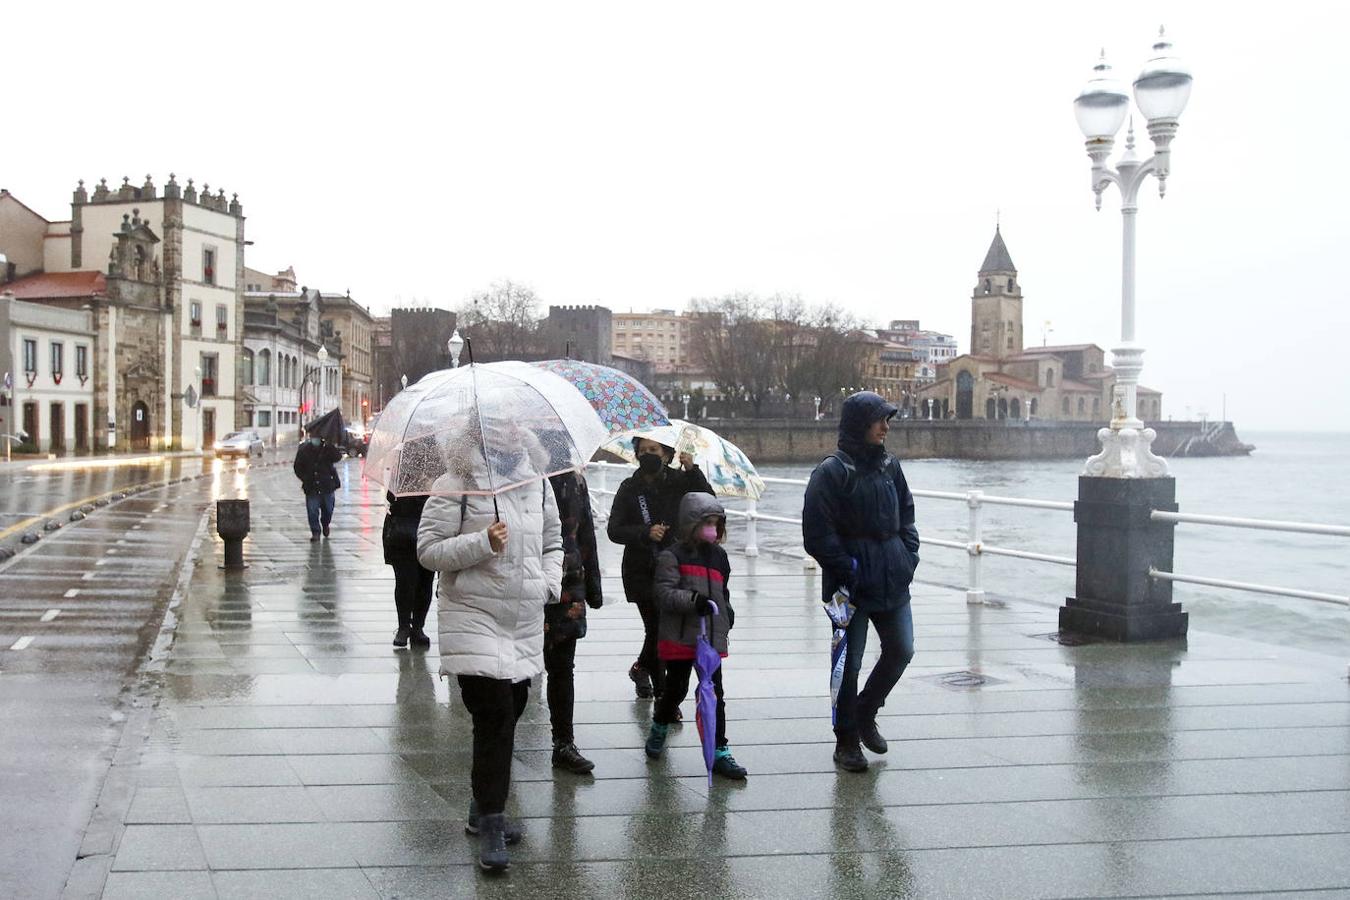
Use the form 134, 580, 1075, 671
1007, 278, 1014, 291
257, 349, 270, 386
201, 354, 218, 397
216, 305, 228, 334
203, 247, 216, 285
984, 279, 991, 294
242, 349, 254, 385
190, 300, 202, 328
1045, 367, 1055, 387
258, 410, 271, 427
1092, 397, 1101, 418
1077, 397, 1086, 416
23, 338, 38, 373
51, 342, 64, 381
75, 345, 88, 380
1062, 396, 1070, 415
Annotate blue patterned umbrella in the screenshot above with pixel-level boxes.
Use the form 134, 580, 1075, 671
531, 360, 670, 434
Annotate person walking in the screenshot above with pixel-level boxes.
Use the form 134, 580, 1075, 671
803, 391, 920, 773
544, 470, 604, 774
293, 434, 342, 541
382, 491, 434, 649
645, 492, 748, 780
417, 453, 562, 874
607, 437, 712, 703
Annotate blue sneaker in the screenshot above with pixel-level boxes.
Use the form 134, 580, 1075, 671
712, 746, 747, 780
645, 722, 669, 758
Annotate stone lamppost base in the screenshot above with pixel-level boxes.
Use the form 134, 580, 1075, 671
1059, 476, 1188, 642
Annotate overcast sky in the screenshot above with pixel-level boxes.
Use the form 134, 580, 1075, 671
6, 2, 1346, 431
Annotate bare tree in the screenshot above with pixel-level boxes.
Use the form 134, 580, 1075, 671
458, 280, 543, 361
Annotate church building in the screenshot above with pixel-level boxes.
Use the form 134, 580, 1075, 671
917, 227, 1162, 422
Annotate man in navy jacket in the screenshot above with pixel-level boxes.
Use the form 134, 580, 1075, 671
803, 392, 919, 773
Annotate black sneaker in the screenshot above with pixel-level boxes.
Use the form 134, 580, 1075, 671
476, 813, 509, 873
712, 749, 748, 780
409, 629, 432, 649
858, 716, 888, 755
552, 742, 596, 774
629, 663, 654, 699
322, 525, 330, 537
310, 533, 321, 542
392, 628, 410, 648
465, 800, 523, 845
833, 737, 869, 773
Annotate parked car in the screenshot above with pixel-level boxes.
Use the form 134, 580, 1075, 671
343, 424, 370, 458
214, 430, 265, 459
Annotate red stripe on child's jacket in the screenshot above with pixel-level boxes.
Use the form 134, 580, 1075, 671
659, 639, 728, 661
678, 563, 724, 584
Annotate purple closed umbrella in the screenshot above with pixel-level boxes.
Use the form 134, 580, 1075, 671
694, 602, 722, 787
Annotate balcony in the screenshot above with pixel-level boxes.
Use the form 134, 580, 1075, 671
201, 378, 217, 397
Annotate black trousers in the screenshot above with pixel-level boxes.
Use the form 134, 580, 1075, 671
543, 637, 577, 746
457, 675, 530, 816
654, 659, 727, 748
390, 560, 434, 631
634, 596, 666, 697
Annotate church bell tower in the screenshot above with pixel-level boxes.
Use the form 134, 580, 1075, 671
970, 225, 1023, 359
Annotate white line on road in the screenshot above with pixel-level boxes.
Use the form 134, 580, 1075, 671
64, 589, 80, 598
81, 571, 96, 581
10, 636, 34, 651
105, 549, 117, 555
40, 610, 59, 623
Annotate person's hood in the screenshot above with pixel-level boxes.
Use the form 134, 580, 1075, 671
838, 391, 898, 444
676, 491, 725, 541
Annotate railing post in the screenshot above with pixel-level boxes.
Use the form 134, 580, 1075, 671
744, 499, 760, 558
966, 489, 985, 605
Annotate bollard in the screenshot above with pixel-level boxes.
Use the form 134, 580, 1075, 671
966, 490, 985, 605
216, 499, 250, 570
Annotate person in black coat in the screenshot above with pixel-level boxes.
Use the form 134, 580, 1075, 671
544, 471, 604, 774
383, 491, 435, 648
293, 436, 343, 541
606, 437, 712, 700
803, 391, 920, 773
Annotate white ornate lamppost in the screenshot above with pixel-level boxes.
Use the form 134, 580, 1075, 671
681, 393, 691, 419
1074, 28, 1192, 478
447, 329, 465, 368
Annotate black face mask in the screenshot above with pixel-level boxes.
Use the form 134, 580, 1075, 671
637, 452, 664, 475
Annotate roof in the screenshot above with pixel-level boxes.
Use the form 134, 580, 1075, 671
0, 189, 51, 224
1035, 343, 1101, 353
3, 270, 107, 299
979, 226, 1016, 274
1059, 379, 1097, 392
985, 372, 1041, 392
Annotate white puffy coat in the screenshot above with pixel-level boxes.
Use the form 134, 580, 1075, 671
416, 476, 563, 682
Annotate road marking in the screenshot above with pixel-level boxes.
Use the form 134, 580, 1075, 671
40, 610, 60, 623
64, 589, 80, 598
132, 525, 142, 530
81, 571, 96, 581
105, 549, 118, 555
95, 558, 109, 566
10, 636, 34, 651
116, 540, 128, 546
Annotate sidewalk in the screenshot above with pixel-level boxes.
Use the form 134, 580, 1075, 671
78, 464, 1350, 898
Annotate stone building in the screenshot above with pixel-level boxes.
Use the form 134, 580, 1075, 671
0, 175, 247, 451
371, 316, 394, 413
543, 305, 612, 364
612, 309, 696, 374
389, 307, 456, 391
917, 227, 1163, 422
320, 292, 375, 426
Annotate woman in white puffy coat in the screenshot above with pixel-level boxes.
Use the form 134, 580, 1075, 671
416, 447, 563, 873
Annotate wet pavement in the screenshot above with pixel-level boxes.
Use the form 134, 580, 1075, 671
7, 459, 1350, 898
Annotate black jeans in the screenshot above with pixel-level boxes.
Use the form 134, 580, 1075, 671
543, 637, 577, 746
456, 675, 530, 816
634, 596, 666, 697
390, 560, 434, 631
834, 603, 915, 738
655, 659, 726, 748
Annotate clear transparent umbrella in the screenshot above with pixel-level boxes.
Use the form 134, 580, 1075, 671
366, 364, 609, 501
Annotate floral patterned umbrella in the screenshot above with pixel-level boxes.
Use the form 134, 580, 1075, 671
530, 359, 670, 434
601, 419, 767, 500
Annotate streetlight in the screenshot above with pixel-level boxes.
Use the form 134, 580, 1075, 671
400, 374, 408, 391
1074, 28, 1191, 478
813, 395, 821, 421
447, 329, 465, 368
681, 393, 690, 419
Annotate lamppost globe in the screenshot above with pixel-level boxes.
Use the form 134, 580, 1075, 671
447, 329, 465, 368
317, 345, 328, 365
1133, 29, 1192, 122
1074, 53, 1130, 141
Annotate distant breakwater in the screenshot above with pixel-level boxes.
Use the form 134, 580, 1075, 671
696, 419, 1253, 464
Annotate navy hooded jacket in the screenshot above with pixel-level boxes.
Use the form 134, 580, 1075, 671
802, 392, 920, 611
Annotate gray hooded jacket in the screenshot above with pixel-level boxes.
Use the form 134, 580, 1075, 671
653, 492, 733, 659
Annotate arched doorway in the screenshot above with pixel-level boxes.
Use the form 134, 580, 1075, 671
956, 371, 974, 420
1010, 398, 1021, 420
997, 397, 1008, 419
130, 401, 151, 450
986, 398, 996, 419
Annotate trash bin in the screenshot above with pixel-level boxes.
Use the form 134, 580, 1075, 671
216, 499, 250, 570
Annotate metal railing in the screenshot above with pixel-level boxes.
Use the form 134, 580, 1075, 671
584, 460, 1349, 611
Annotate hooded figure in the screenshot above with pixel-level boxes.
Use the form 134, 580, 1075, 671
802, 391, 920, 773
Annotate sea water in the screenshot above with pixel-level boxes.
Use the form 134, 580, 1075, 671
741, 431, 1350, 658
